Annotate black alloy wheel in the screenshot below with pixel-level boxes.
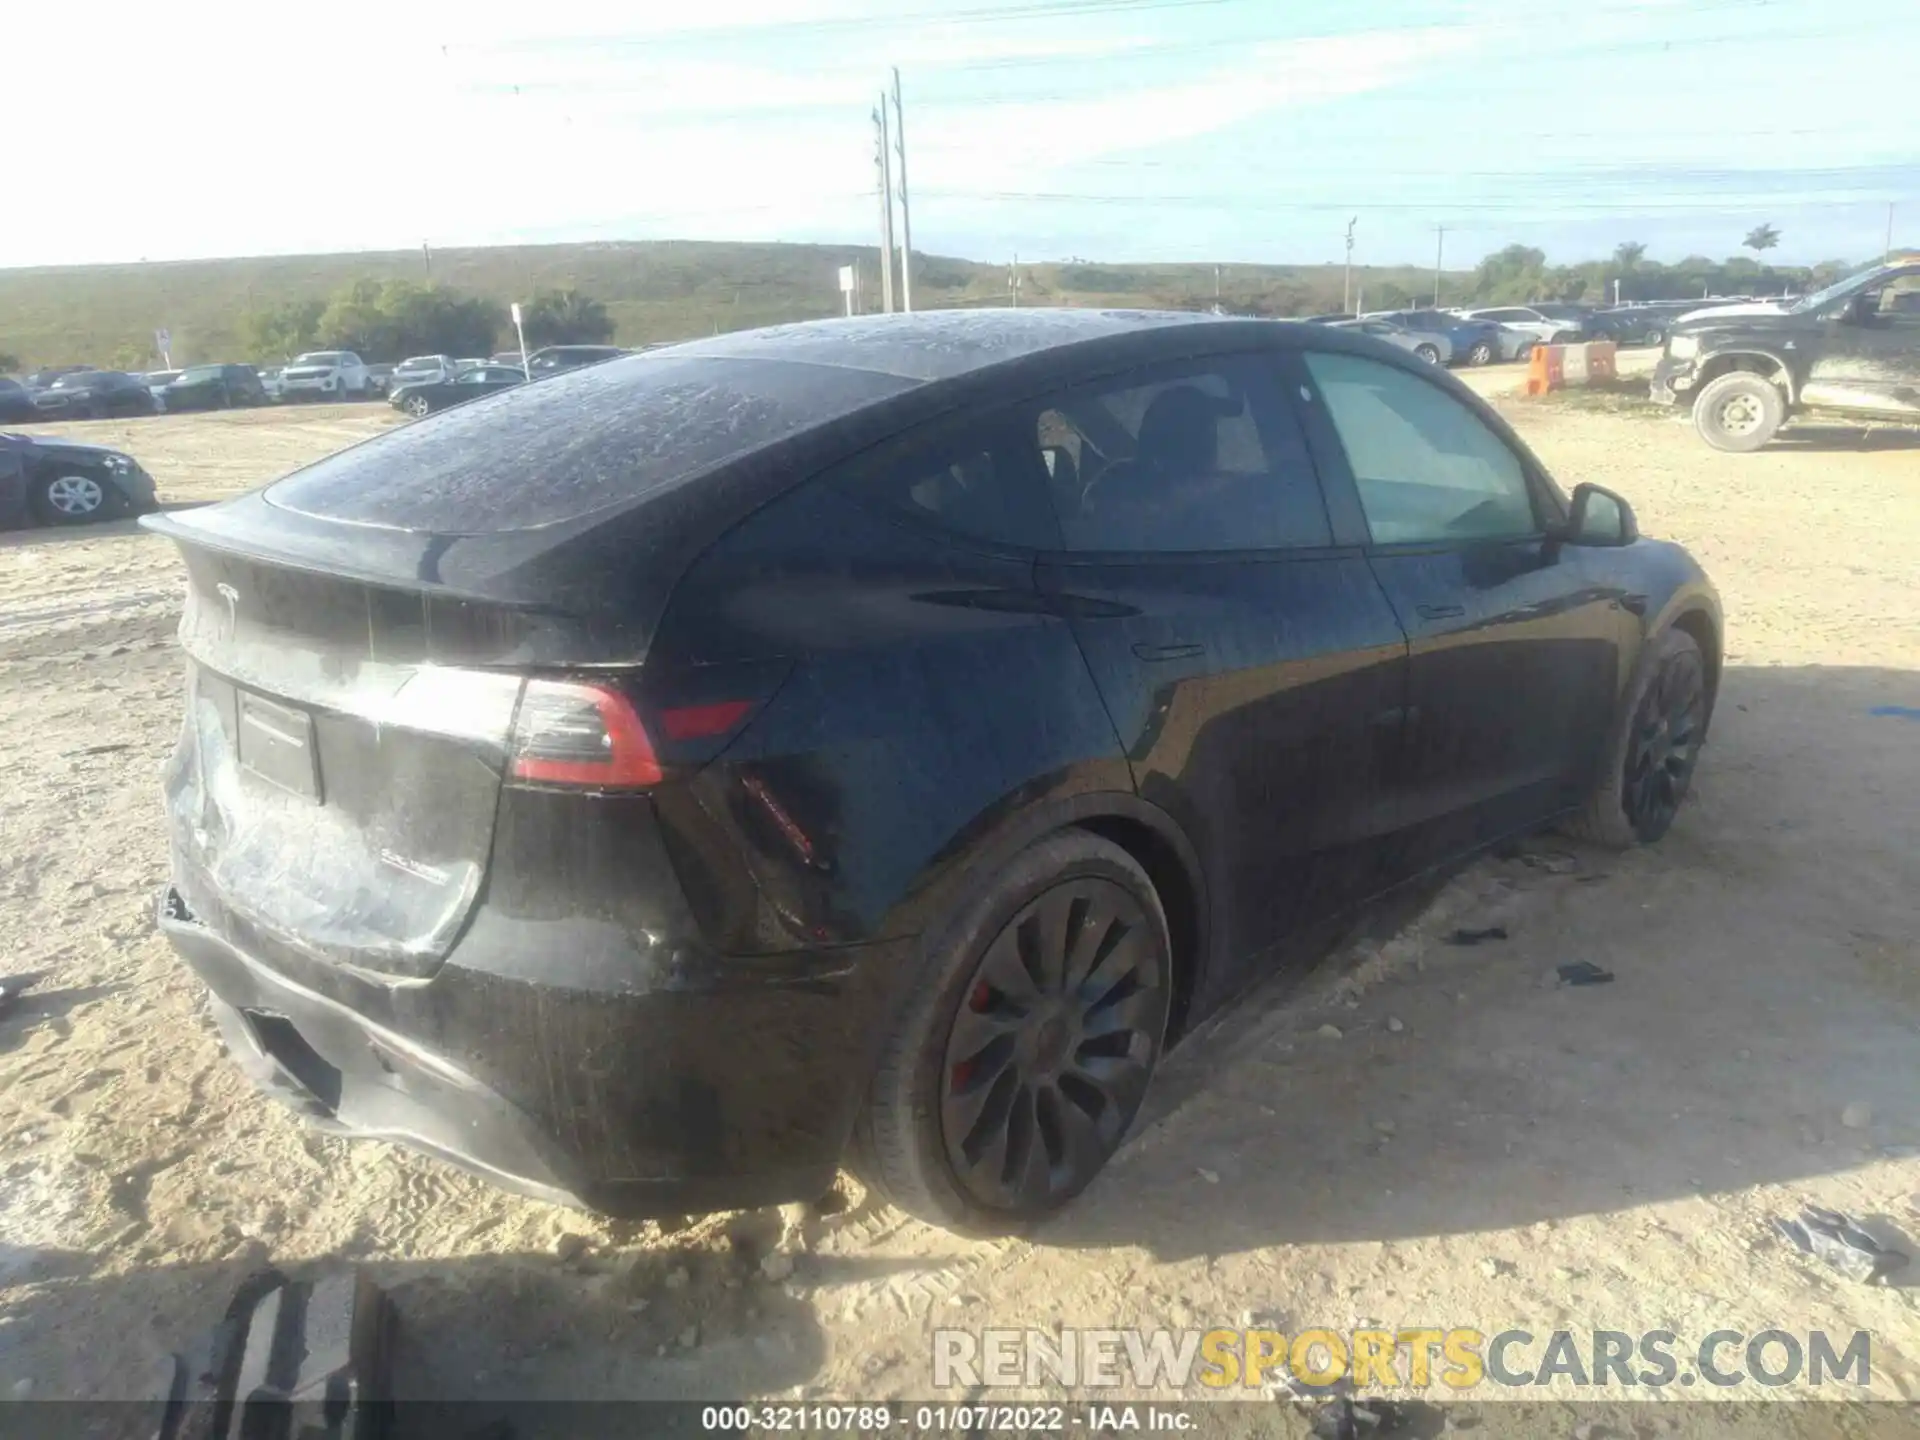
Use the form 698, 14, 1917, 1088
939, 876, 1168, 1214
1620, 639, 1706, 842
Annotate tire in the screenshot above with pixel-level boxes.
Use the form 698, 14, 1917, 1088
1467, 341, 1495, 366
1643, 327, 1664, 347
851, 831, 1173, 1235
1561, 628, 1709, 849
32, 471, 118, 526
1414, 343, 1442, 365
1692, 370, 1785, 453
403, 394, 432, 419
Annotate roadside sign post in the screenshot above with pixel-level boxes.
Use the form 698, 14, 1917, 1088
155, 328, 172, 368
838, 265, 856, 318
510, 303, 529, 376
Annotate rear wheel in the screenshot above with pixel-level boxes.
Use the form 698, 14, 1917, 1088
1414, 343, 1442, 365
1562, 628, 1708, 848
1467, 341, 1495, 366
852, 831, 1172, 1234
1693, 371, 1785, 452
404, 394, 432, 418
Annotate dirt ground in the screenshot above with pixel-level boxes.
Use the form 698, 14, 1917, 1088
1, 387, 1917, 1425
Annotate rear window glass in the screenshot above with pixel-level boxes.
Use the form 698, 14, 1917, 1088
265, 354, 913, 533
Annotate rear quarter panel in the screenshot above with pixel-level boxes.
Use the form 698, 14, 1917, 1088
646, 479, 1133, 957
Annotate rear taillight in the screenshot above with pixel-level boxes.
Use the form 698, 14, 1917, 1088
509, 680, 662, 788
507, 680, 761, 789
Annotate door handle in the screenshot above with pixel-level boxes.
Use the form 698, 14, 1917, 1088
1415, 603, 1465, 620
1131, 642, 1206, 662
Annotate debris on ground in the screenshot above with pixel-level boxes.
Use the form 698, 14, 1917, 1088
1773, 1205, 1911, 1286
1446, 926, 1509, 946
552, 1232, 590, 1265
1316, 1024, 1344, 1040
1385, 1016, 1405, 1033
1841, 1102, 1872, 1130
1556, 962, 1615, 987
1308, 1395, 1436, 1438
0, 974, 39, 1022
147, 1268, 392, 1440
1518, 850, 1580, 875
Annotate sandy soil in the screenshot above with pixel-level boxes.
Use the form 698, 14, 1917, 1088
1, 391, 1916, 1423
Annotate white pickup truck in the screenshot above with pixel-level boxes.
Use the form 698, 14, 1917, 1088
278, 351, 371, 402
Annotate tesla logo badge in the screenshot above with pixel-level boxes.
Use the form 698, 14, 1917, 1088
215, 582, 239, 634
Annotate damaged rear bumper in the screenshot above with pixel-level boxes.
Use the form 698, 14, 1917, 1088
156, 885, 908, 1217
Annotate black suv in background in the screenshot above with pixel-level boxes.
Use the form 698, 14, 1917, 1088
161, 364, 269, 413
1652, 258, 1920, 450
32, 370, 160, 419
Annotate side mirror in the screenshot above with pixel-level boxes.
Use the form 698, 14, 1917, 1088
1561, 482, 1638, 547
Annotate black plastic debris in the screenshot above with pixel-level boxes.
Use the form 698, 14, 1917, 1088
0, 974, 38, 1022
1557, 962, 1615, 987
1309, 1396, 1440, 1438
1774, 1206, 1910, 1286
1447, 926, 1509, 946
147, 1267, 393, 1440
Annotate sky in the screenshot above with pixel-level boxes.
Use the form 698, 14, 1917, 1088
6, 0, 1913, 272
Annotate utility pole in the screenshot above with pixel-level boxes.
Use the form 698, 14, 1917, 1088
1010, 255, 1021, 308
873, 104, 896, 313
1214, 265, 1222, 303
422, 241, 432, 283
1343, 217, 1357, 315
1432, 226, 1447, 305
892, 67, 914, 313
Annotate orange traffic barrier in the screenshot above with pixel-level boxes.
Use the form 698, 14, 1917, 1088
1526, 344, 1565, 395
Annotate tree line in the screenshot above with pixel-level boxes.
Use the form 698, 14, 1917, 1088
240, 282, 615, 363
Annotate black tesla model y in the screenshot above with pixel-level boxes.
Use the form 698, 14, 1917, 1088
145, 310, 1720, 1233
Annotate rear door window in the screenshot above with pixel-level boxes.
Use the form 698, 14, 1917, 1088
828, 410, 1059, 550
1032, 354, 1331, 553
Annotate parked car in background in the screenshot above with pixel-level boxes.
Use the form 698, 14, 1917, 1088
0, 378, 39, 423
161, 364, 269, 412
525, 344, 626, 378
23, 365, 91, 393
143, 309, 1720, 1232
279, 351, 370, 402
1586, 308, 1670, 347
388, 362, 526, 418
1458, 307, 1588, 344
258, 368, 286, 402
365, 363, 395, 398
32, 370, 160, 419
388, 355, 463, 392
457, 357, 488, 372
1653, 257, 1920, 451
490, 351, 528, 367
1369, 310, 1503, 366
145, 370, 183, 406
1486, 325, 1538, 363
1, 431, 158, 528
1301, 314, 1354, 324
1329, 317, 1452, 364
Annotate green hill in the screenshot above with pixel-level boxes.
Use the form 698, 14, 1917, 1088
0, 241, 1450, 370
